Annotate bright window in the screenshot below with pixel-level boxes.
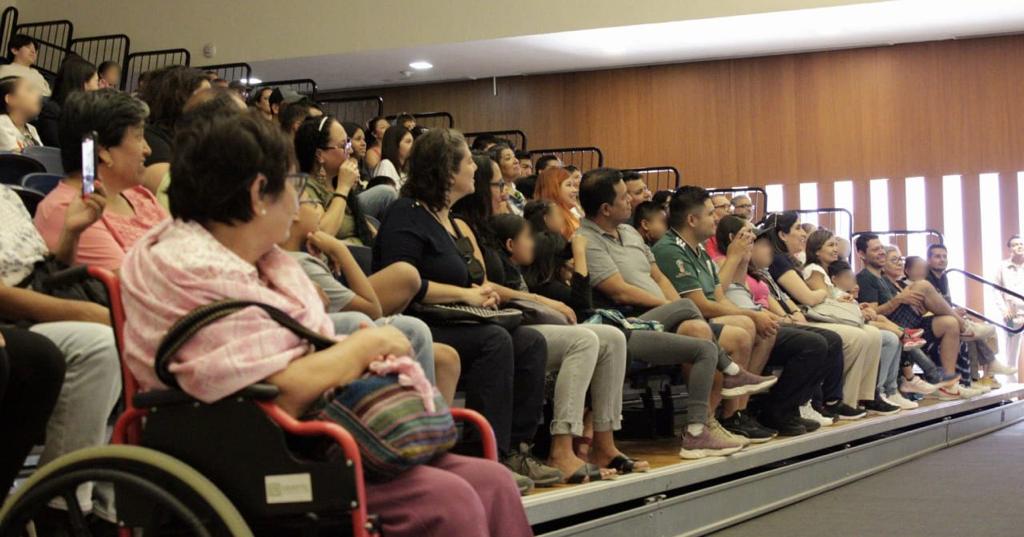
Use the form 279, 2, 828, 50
942, 174, 966, 305
979, 173, 1002, 318
869, 178, 890, 238
833, 180, 854, 242
766, 184, 784, 214
904, 177, 927, 258
799, 182, 818, 227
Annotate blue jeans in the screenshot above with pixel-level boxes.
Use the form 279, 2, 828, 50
328, 312, 435, 384
877, 329, 902, 396
358, 184, 398, 222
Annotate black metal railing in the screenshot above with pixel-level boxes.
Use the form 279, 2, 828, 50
386, 111, 454, 130
122, 48, 191, 92
70, 34, 130, 71
944, 268, 1024, 334
853, 229, 946, 245
260, 78, 318, 99
465, 130, 528, 151
528, 147, 604, 171
319, 96, 384, 125
623, 166, 680, 192
195, 62, 252, 84
12, 18, 73, 77
706, 186, 769, 224
0, 6, 18, 56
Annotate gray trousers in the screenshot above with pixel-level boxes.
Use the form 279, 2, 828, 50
29, 322, 121, 516
329, 312, 435, 384
358, 184, 398, 222
627, 301, 728, 425
877, 329, 902, 396
530, 324, 627, 436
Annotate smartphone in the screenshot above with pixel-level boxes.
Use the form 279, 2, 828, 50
81, 132, 97, 196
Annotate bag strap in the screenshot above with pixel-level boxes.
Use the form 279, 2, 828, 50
155, 300, 336, 389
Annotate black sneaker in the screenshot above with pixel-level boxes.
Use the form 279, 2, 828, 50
720, 411, 778, 443
797, 417, 822, 432
758, 412, 808, 437
822, 401, 867, 420
860, 397, 900, 416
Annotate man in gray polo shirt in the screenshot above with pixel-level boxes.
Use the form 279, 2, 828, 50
577, 168, 776, 459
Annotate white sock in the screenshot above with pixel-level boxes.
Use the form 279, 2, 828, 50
723, 363, 741, 376
686, 423, 705, 436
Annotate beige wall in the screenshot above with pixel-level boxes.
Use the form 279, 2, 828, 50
16, 0, 880, 64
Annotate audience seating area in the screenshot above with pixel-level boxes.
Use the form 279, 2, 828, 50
3, 6, 1024, 537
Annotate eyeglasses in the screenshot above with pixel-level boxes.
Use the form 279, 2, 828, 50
286, 172, 310, 195
733, 203, 753, 209
321, 139, 353, 156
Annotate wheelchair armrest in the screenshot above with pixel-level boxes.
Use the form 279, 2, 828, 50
133, 383, 280, 408
450, 407, 498, 461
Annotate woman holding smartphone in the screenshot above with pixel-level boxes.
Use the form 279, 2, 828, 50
34, 89, 167, 271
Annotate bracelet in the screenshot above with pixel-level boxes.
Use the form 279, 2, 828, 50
331, 193, 348, 202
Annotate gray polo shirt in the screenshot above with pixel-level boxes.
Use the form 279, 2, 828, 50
578, 218, 665, 299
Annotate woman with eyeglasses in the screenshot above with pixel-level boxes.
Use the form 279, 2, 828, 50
294, 115, 377, 245
374, 129, 560, 494
122, 113, 531, 537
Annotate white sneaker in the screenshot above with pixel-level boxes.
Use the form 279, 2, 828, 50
967, 382, 991, 394
900, 376, 938, 395
956, 384, 985, 398
988, 360, 1018, 376
799, 402, 835, 427
884, 391, 919, 410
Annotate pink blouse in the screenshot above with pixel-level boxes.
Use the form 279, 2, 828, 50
748, 274, 771, 309
121, 219, 337, 403
34, 182, 168, 270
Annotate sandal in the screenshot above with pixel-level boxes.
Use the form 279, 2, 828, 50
565, 462, 603, 484
606, 455, 650, 475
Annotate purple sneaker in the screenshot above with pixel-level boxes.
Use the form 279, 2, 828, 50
721, 370, 778, 399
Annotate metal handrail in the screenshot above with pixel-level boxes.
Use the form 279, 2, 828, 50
319, 96, 385, 123
622, 166, 681, 191
944, 268, 1024, 334
0, 6, 19, 55
195, 61, 252, 83
122, 48, 191, 92
465, 130, 528, 151
12, 18, 73, 78
706, 186, 769, 223
260, 78, 318, 99
69, 34, 130, 68
527, 146, 605, 170
853, 229, 946, 245
386, 111, 455, 129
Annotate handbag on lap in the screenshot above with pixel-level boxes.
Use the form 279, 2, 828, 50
155, 299, 457, 481
406, 302, 523, 331
803, 298, 865, 326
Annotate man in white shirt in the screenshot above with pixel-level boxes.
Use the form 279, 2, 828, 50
996, 235, 1024, 382
0, 34, 52, 97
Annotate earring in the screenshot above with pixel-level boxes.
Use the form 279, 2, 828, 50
259, 207, 267, 216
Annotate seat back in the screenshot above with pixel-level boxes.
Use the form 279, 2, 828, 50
140, 395, 357, 521
20, 172, 62, 194
0, 153, 46, 184
8, 184, 45, 216
22, 146, 64, 175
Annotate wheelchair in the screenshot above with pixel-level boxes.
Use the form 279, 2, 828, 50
0, 267, 499, 537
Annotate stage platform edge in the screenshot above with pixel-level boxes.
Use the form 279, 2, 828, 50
527, 384, 1024, 537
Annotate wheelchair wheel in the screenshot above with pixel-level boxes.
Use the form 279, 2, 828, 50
0, 445, 253, 537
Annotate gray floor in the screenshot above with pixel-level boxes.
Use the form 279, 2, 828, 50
711, 421, 1024, 537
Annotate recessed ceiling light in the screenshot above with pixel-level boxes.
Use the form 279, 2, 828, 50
240, 77, 262, 85
409, 61, 433, 70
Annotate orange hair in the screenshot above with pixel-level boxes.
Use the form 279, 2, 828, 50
534, 167, 580, 239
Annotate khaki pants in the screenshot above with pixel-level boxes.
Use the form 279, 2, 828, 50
809, 322, 882, 406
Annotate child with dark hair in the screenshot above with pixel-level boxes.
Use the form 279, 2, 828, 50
524, 199, 566, 236
830, 260, 926, 349
632, 201, 667, 246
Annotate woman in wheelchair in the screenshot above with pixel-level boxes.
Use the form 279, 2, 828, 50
119, 113, 532, 536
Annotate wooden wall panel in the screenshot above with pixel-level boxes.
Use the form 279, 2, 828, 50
332, 34, 1024, 189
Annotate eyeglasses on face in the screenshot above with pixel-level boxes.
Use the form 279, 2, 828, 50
734, 203, 753, 209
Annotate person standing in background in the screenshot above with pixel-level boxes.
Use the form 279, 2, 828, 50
996, 235, 1024, 382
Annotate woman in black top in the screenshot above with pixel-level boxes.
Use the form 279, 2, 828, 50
450, 152, 641, 479
761, 212, 882, 419
374, 129, 560, 490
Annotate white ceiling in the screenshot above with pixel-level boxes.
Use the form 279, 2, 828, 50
249, 0, 1024, 92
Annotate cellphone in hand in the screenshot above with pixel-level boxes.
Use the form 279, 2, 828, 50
81, 131, 97, 196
